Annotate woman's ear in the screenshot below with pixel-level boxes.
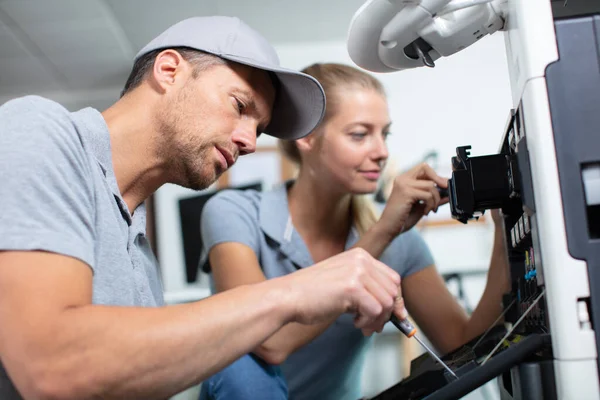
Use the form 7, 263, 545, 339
295, 131, 318, 153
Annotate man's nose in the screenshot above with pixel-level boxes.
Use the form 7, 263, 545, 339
232, 123, 257, 156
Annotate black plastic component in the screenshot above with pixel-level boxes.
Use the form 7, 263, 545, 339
515, 137, 535, 215
545, 13, 600, 375
425, 335, 551, 400
551, 0, 600, 19
447, 146, 514, 223
368, 331, 551, 400
498, 361, 557, 400
446, 361, 477, 380
404, 37, 435, 67
437, 186, 449, 199
588, 203, 600, 239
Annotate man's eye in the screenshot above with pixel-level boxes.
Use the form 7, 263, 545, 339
235, 98, 245, 114
383, 131, 392, 140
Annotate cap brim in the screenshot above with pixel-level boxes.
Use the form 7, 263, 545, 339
221, 54, 326, 140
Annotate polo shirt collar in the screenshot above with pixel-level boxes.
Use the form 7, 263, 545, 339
259, 181, 360, 269
70, 107, 143, 229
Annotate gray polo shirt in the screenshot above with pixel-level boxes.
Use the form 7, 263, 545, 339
0, 96, 164, 399
200, 184, 434, 400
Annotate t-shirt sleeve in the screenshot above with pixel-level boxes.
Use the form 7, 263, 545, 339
381, 228, 435, 278
200, 189, 261, 266
0, 96, 96, 269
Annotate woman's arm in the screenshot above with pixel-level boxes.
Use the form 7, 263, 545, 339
402, 220, 510, 354
353, 221, 399, 259
357, 162, 450, 259
461, 219, 510, 342
209, 243, 339, 365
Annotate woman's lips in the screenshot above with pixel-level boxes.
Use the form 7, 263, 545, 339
360, 171, 381, 180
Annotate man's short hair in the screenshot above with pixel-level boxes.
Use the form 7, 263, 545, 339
121, 47, 227, 97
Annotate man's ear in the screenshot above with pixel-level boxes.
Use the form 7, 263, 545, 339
151, 49, 187, 92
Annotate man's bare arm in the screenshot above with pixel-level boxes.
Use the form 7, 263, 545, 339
0, 248, 401, 400
0, 251, 293, 400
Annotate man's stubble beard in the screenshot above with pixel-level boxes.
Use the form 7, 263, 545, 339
156, 104, 216, 191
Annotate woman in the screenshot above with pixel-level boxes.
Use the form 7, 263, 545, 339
199, 63, 508, 400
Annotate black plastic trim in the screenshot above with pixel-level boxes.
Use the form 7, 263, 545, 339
545, 13, 600, 378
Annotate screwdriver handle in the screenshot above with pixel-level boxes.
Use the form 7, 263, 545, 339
390, 314, 417, 338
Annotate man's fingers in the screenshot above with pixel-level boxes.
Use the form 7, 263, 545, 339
372, 310, 393, 333
352, 288, 383, 329
354, 269, 399, 331
343, 250, 405, 332
361, 318, 388, 336
352, 277, 396, 329
371, 258, 401, 288
369, 268, 399, 302
360, 292, 400, 334
394, 296, 408, 320
362, 272, 396, 314
361, 326, 375, 337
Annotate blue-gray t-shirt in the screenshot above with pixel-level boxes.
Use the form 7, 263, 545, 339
200, 184, 434, 400
0, 96, 164, 400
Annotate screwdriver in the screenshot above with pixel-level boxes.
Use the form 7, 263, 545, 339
390, 314, 458, 380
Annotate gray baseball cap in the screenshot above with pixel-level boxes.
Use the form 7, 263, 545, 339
135, 16, 326, 140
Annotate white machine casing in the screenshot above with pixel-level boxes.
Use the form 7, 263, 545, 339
507, 1, 598, 398
348, 0, 506, 72
347, 0, 600, 398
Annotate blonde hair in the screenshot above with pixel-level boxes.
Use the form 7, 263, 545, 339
279, 63, 386, 235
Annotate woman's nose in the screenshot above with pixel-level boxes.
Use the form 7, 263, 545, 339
372, 134, 389, 162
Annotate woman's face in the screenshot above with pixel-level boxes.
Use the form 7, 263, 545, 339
307, 88, 391, 194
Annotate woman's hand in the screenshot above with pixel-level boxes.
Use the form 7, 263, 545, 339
490, 208, 504, 227
378, 163, 449, 236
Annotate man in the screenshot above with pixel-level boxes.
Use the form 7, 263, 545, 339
0, 16, 405, 399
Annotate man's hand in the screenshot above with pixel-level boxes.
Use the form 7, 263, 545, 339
379, 162, 449, 235
282, 248, 406, 336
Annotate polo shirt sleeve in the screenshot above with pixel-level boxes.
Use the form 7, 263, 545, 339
0, 96, 96, 269
380, 228, 435, 278
200, 189, 261, 258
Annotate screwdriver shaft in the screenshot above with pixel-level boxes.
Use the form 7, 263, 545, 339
390, 314, 458, 380
413, 335, 458, 380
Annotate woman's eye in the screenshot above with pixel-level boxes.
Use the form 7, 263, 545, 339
383, 131, 392, 140
351, 132, 368, 140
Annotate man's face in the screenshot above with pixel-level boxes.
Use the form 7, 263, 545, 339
158, 61, 275, 190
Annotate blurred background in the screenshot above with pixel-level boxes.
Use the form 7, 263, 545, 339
0, 1, 512, 398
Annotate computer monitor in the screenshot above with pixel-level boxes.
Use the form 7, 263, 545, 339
178, 181, 263, 283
